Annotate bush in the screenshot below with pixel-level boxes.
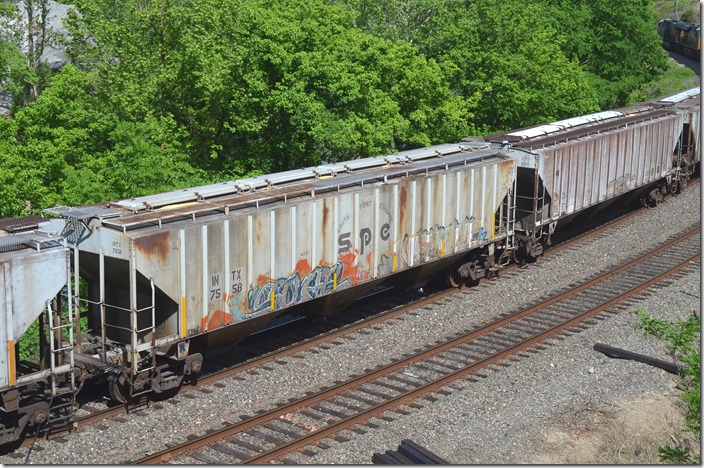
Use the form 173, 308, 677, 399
635, 308, 700, 464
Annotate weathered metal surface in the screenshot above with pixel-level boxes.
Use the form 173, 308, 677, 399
0, 243, 68, 389
673, 97, 701, 164
0, 216, 48, 234
540, 114, 680, 219
485, 87, 699, 235
55, 144, 516, 348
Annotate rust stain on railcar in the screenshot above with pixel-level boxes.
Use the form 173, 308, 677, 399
399, 185, 408, 227
134, 231, 171, 261
255, 215, 263, 245
322, 200, 331, 260
322, 202, 330, 229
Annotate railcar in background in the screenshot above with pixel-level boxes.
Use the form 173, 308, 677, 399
484, 87, 700, 260
658, 19, 701, 59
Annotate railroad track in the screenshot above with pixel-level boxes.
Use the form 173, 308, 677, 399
14, 181, 697, 452
134, 224, 700, 464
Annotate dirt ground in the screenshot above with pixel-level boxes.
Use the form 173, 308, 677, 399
523, 389, 700, 464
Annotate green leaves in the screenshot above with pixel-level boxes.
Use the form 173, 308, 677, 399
63, 0, 473, 174
0, 64, 205, 215
0, 0, 685, 215
542, 0, 670, 108
635, 307, 700, 462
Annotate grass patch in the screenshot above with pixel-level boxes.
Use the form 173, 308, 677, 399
653, 0, 700, 23
635, 308, 701, 464
627, 59, 699, 104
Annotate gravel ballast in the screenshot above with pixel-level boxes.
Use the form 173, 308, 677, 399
0, 185, 700, 465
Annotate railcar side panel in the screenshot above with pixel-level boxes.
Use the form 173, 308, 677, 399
442, 173, 458, 256
540, 114, 681, 221
247, 210, 273, 317
227, 215, 249, 322
376, 185, 396, 277
356, 189, 376, 282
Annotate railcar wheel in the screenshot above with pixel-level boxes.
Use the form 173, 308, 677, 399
108, 372, 132, 404
447, 270, 464, 288
512, 240, 528, 266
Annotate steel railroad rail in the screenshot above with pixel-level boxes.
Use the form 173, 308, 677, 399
134, 225, 700, 464
11, 180, 696, 455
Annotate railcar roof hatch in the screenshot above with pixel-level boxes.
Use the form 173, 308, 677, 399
660, 87, 699, 104
0, 232, 64, 253
107, 142, 494, 213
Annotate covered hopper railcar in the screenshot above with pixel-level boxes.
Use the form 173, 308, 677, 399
38, 142, 518, 404
484, 87, 700, 261
0, 87, 699, 445
0, 221, 74, 445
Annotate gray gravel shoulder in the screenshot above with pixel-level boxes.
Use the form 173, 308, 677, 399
1, 187, 700, 465
294, 264, 699, 465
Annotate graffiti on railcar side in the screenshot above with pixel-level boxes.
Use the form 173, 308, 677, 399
455, 215, 476, 247
246, 261, 350, 314
395, 216, 484, 268
201, 309, 233, 332
472, 226, 489, 246
378, 253, 393, 275
201, 267, 248, 331
338, 224, 392, 256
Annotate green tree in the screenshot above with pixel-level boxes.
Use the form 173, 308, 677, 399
0, 64, 206, 215
64, 0, 472, 174
339, 0, 670, 126
0, 0, 56, 111
543, 0, 670, 108
334, 0, 454, 45
0, 117, 48, 216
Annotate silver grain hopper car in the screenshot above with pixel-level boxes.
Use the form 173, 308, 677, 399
41, 142, 517, 400
486, 87, 700, 260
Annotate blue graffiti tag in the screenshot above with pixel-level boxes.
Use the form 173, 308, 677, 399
246, 263, 349, 314
472, 226, 489, 245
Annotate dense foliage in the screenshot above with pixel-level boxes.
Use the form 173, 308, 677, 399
0, 0, 677, 215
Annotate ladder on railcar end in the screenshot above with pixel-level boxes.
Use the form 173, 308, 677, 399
45, 297, 76, 427
530, 169, 548, 242
495, 187, 517, 268
129, 279, 157, 399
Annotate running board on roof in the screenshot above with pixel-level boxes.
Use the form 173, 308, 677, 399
659, 87, 699, 104
109, 142, 489, 212
505, 110, 624, 141
0, 231, 64, 253
43, 206, 121, 221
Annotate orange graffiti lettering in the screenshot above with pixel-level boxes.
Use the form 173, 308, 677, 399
257, 274, 274, 286
201, 309, 232, 332
339, 251, 358, 285
295, 259, 312, 277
